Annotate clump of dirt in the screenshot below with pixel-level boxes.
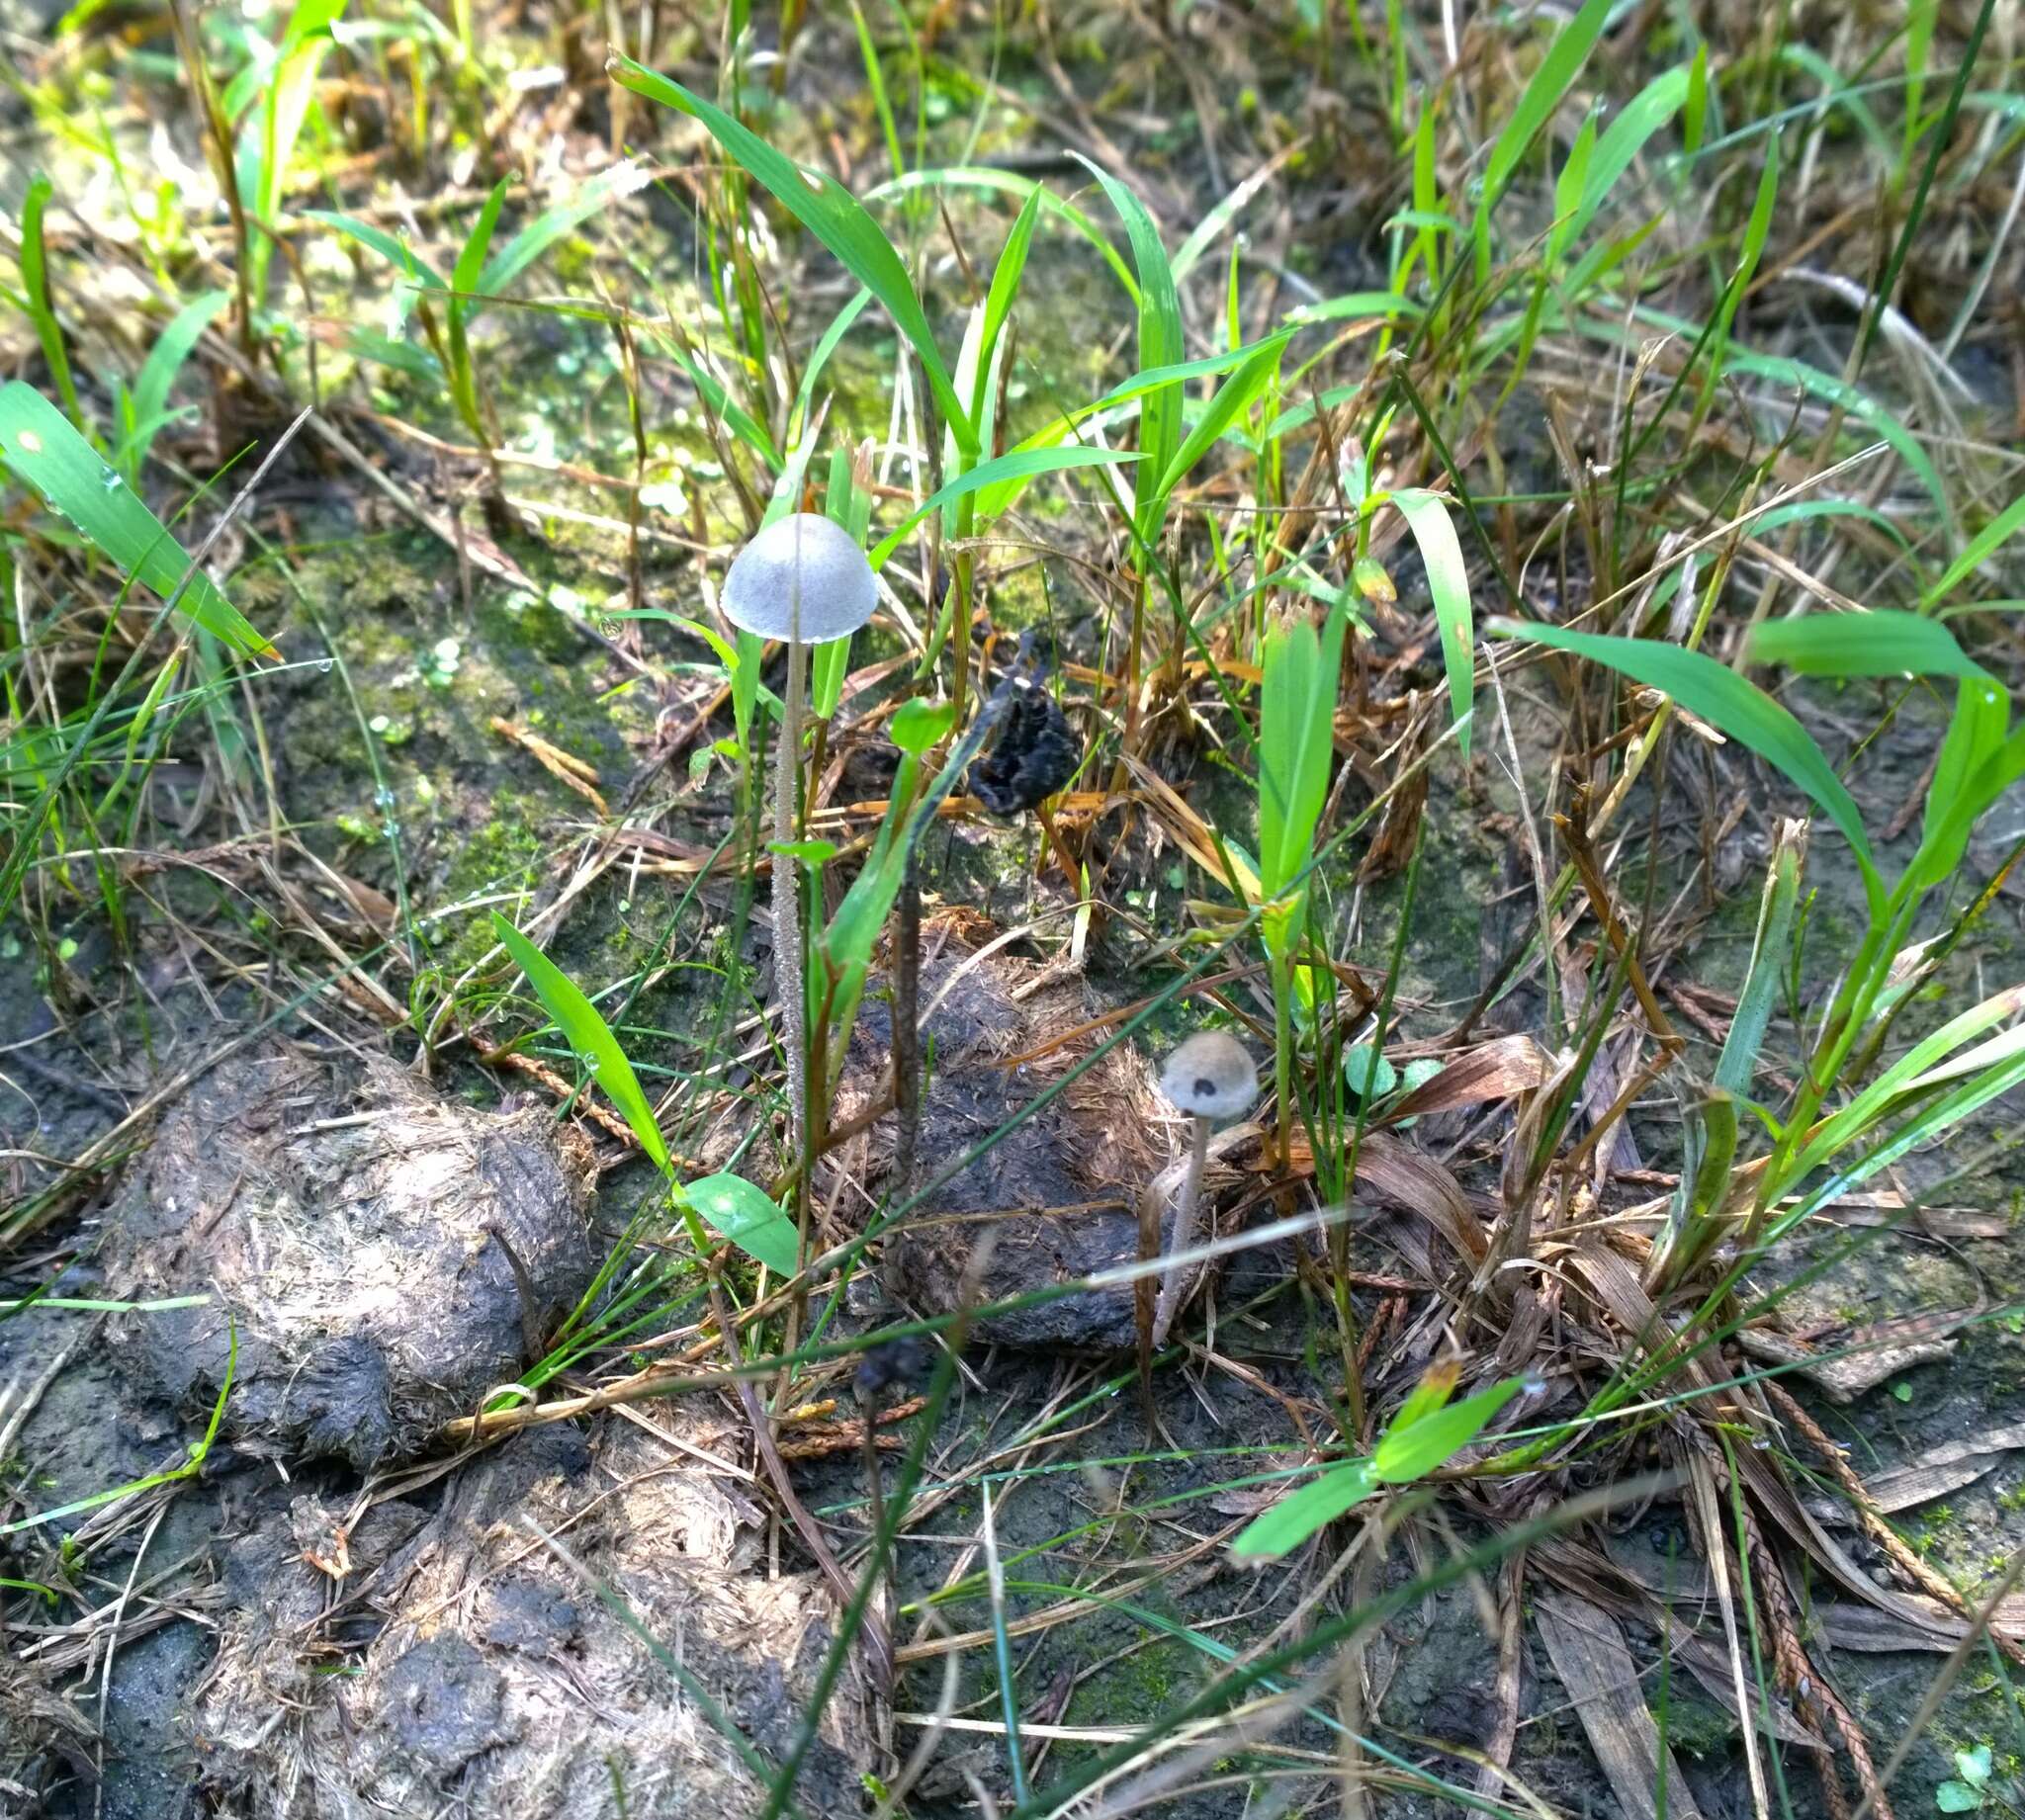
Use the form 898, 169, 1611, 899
193, 1421, 876, 1820
849, 946, 1174, 1350
101, 1043, 597, 1467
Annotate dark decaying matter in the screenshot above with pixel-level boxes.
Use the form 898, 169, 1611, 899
967, 634, 1081, 817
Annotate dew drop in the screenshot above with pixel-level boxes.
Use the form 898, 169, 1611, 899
17, 430, 42, 454
373, 786, 396, 812
1521, 1371, 1548, 1398
316, 659, 334, 674
100, 466, 122, 491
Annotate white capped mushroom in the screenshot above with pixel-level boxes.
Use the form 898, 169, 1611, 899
722, 513, 879, 1179
1150, 1030, 1258, 1348
722, 512, 878, 645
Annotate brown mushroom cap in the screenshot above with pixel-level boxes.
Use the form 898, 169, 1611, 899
721, 512, 877, 644
1159, 1030, 1258, 1122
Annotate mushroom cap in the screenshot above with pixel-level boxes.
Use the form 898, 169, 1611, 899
1159, 1030, 1258, 1121
721, 512, 878, 644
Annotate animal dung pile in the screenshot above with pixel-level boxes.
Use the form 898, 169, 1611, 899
847, 946, 1174, 1350
101, 1043, 597, 1468
192, 1423, 876, 1820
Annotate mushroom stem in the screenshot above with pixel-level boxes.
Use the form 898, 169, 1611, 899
774, 630, 808, 1175
1152, 1114, 1211, 1346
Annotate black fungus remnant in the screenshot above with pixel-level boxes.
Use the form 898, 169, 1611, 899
968, 641, 1080, 817
853, 1335, 934, 1401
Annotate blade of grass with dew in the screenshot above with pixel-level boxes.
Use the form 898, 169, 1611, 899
1922, 488, 2025, 614
1388, 489, 1475, 756
1572, 64, 1692, 240
1230, 1458, 1378, 1560
1489, 617, 1876, 884
0, 382, 276, 660
116, 288, 229, 481
609, 56, 975, 457
1747, 608, 1993, 683
680, 1173, 800, 1278
18, 175, 80, 424
490, 910, 671, 1173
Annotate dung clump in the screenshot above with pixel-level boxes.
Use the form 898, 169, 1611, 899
101, 1043, 596, 1468
193, 1423, 876, 1820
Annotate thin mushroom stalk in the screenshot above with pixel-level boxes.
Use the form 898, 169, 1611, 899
1151, 1113, 1212, 1347
720, 514, 879, 1195
1139, 1031, 1258, 1417
773, 586, 808, 1152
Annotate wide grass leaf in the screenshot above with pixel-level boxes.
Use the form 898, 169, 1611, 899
1747, 608, 1992, 682
1372, 1374, 1526, 1482
609, 56, 975, 457
1231, 1458, 1377, 1559
1073, 154, 1184, 538
491, 911, 671, 1174
1258, 607, 1346, 901
1491, 617, 1874, 876
681, 1173, 801, 1277
1390, 489, 1474, 756
0, 382, 276, 661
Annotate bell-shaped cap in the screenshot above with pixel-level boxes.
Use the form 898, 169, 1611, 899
721, 512, 877, 644
1159, 1030, 1258, 1122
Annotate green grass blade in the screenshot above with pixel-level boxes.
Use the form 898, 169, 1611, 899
1389, 489, 1475, 756
304, 209, 445, 289
1490, 617, 1876, 882
0, 382, 276, 660
1748, 609, 1992, 683
119, 289, 229, 480
1477, 0, 1613, 271
869, 446, 1138, 569
609, 56, 974, 457
453, 178, 510, 309
1152, 331, 1289, 501
681, 1172, 801, 1277
1576, 65, 1691, 237
1716, 823, 1804, 1099
476, 159, 651, 301
18, 175, 81, 424
1072, 154, 1184, 538
1230, 1458, 1377, 1559
1258, 607, 1346, 898
1372, 1375, 1525, 1483
863, 167, 1140, 303
974, 187, 1041, 427
1920, 487, 2025, 613
490, 910, 671, 1175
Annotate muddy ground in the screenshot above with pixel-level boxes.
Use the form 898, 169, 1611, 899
3, 6, 2024, 1817
3, 511, 2020, 1816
